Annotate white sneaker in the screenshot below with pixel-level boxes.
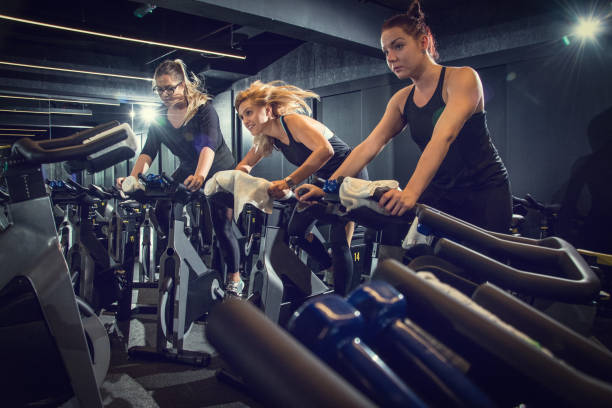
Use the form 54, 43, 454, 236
323, 269, 334, 286
225, 279, 245, 298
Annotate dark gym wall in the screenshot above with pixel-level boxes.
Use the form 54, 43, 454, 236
504, 46, 612, 202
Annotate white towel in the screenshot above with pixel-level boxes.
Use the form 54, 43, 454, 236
121, 175, 145, 193
204, 170, 275, 221
339, 177, 400, 214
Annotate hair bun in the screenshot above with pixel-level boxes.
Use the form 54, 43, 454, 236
406, 0, 424, 21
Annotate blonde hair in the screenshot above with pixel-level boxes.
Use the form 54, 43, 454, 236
154, 59, 211, 126
235, 80, 319, 156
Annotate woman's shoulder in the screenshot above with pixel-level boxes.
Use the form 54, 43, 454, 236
196, 100, 216, 114
281, 112, 307, 122
445, 66, 480, 85
281, 112, 313, 129
389, 84, 414, 113
192, 101, 220, 124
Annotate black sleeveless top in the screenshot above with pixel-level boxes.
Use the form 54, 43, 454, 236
403, 67, 508, 191
273, 115, 352, 179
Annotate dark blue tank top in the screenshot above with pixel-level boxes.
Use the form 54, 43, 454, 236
403, 67, 508, 191
273, 115, 352, 179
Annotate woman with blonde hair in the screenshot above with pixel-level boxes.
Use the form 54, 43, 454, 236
116, 59, 237, 291
117, 59, 234, 191
218, 80, 367, 296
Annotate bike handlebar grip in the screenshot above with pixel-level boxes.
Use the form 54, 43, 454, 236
122, 176, 145, 193
417, 205, 600, 302
36, 121, 119, 150
372, 186, 391, 201
295, 187, 309, 196
88, 184, 112, 199
207, 299, 376, 408
434, 238, 600, 302
512, 195, 529, 207
11, 121, 134, 165
64, 178, 83, 188
525, 194, 544, 210
161, 173, 174, 184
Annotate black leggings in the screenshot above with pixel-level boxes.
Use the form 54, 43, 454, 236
287, 167, 369, 296
208, 195, 240, 276
419, 181, 512, 233
207, 198, 353, 294
287, 204, 354, 296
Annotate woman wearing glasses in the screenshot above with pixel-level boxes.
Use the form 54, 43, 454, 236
116, 59, 238, 292
117, 59, 234, 191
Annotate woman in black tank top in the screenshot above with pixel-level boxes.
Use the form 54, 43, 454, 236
212, 80, 367, 296
297, 0, 511, 233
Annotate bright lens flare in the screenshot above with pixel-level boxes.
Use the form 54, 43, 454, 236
574, 18, 601, 39
140, 106, 157, 123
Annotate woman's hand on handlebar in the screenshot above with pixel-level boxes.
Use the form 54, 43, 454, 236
184, 174, 205, 192
379, 188, 417, 216
268, 179, 291, 199
295, 184, 324, 204
116, 177, 126, 189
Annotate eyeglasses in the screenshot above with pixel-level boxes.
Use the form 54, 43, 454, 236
153, 81, 183, 96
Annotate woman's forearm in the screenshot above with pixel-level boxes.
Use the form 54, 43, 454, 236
129, 154, 152, 177
289, 147, 333, 184
194, 147, 215, 179
330, 141, 378, 180
405, 138, 452, 197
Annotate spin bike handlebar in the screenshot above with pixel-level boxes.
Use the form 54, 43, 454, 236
330, 179, 599, 302
123, 173, 204, 204
11, 121, 134, 165
513, 194, 561, 215
416, 205, 600, 302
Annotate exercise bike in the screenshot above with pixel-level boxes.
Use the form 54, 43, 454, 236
0, 121, 136, 407
125, 174, 225, 366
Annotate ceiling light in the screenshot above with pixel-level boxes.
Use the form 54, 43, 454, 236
0, 128, 47, 132
574, 17, 602, 39
0, 133, 36, 137
0, 13, 246, 60
0, 109, 92, 116
134, 4, 157, 18
140, 106, 158, 122
0, 60, 151, 81
0, 94, 120, 106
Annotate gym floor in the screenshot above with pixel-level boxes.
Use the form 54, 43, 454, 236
100, 314, 261, 408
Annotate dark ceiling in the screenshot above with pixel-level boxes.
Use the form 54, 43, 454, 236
0, 0, 305, 96
0, 0, 601, 140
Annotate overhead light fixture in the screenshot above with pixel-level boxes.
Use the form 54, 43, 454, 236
0, 133, 36, 137
574, 17, 602, 40
0, 13, 246, 60
0, 128, 47, 132
134, 4, 157, 18
140, 106, 158, 123
0, 109, 92, 116
133, 101, 161, 106
0, 94, 120, 106
0, 61, 152, 81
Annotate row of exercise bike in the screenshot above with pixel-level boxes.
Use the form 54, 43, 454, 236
1, 121, 611, 407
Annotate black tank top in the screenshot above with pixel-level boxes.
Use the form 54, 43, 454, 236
403, 67, 508, 190
273, 115, 352, 179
